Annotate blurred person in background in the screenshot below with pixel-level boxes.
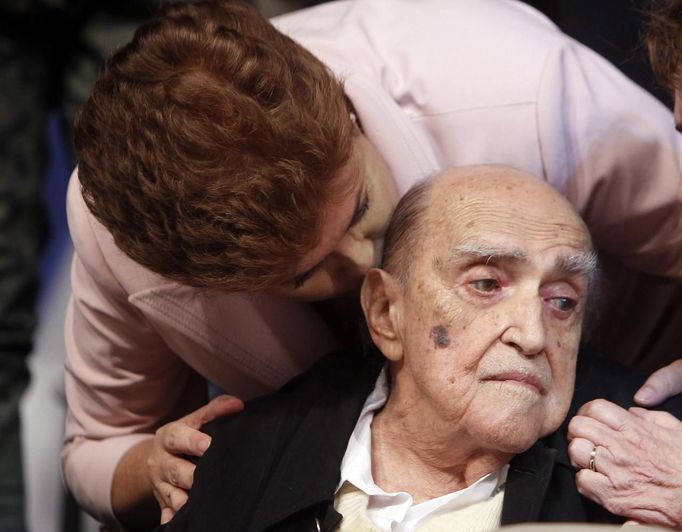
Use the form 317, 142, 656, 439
0, 1, 166, 529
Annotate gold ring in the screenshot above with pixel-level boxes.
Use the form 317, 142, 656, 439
588, 446, 597, 472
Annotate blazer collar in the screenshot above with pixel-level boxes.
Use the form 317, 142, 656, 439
501, 431, 572, 524
250, 350, 385, 531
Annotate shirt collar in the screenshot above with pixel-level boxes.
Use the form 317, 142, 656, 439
337, 366, 508, 531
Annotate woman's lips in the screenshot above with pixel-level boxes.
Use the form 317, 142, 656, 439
483, 372, 546, 394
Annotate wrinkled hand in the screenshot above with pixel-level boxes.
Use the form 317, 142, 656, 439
567, 399, 682, 529
634, 359, 682, 407
148, 394, 244, 524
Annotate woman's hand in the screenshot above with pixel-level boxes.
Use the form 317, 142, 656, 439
149, 394, 244, 524
568, 399, 682, 529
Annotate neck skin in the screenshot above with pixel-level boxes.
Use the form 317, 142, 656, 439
370, 368, 512, 503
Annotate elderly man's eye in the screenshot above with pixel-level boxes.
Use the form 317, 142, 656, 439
549, 297, 576, 312
471, 279, 499, 293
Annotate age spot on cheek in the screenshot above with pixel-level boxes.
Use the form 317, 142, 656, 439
429, 325, 451, 349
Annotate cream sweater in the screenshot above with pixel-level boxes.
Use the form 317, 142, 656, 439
335, 481, 505, 531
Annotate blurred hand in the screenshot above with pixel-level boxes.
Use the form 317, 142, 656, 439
567, 399, 682, 529
634, 359, 682, 406
148, 394, 244, 524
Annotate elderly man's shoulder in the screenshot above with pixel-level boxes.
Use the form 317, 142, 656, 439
204, 347, 383, 442
160, 348, 382, 531
569, 348, 682, 422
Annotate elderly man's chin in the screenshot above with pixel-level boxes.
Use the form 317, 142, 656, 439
469, 391, 571, 454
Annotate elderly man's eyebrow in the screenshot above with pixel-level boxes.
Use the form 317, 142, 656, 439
448, 244, 598, 281
554, 251, 598, 279
450, 243, 528, 263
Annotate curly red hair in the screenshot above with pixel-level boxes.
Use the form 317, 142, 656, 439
75, 0, 355, 291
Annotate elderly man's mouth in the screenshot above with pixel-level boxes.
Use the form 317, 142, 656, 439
483, 372, 547, 395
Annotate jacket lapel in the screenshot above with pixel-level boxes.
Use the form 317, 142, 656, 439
500, 440, 557, 524
249, 351, 385, 531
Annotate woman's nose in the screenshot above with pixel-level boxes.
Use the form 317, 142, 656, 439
332, 235, 380, 278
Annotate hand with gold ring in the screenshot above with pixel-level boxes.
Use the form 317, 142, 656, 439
567, 398, 682, 529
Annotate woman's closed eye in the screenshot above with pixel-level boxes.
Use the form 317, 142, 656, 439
292, 266, 318, 289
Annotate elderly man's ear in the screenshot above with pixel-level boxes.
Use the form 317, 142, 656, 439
360, 269, 405, 362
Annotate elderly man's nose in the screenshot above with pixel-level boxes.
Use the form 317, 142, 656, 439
501, 297, 546, 356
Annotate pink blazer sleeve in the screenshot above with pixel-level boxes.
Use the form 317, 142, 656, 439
537, 38, 682, 277
62, 172, 207, 529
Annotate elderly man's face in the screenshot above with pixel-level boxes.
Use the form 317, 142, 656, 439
376, 170, 594, 454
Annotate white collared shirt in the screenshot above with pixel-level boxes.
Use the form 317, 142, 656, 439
336, 367, 508, 531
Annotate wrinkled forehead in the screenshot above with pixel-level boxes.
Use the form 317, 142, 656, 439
423, 178, 592, 259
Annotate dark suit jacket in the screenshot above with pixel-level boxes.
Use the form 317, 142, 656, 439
160, 347, 682, 532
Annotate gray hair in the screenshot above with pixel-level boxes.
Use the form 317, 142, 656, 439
380, 179, 434, 284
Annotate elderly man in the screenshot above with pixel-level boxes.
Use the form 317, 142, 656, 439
160, 166, 682, 531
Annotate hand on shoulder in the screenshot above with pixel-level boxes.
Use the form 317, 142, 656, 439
151, 394, 244, 524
